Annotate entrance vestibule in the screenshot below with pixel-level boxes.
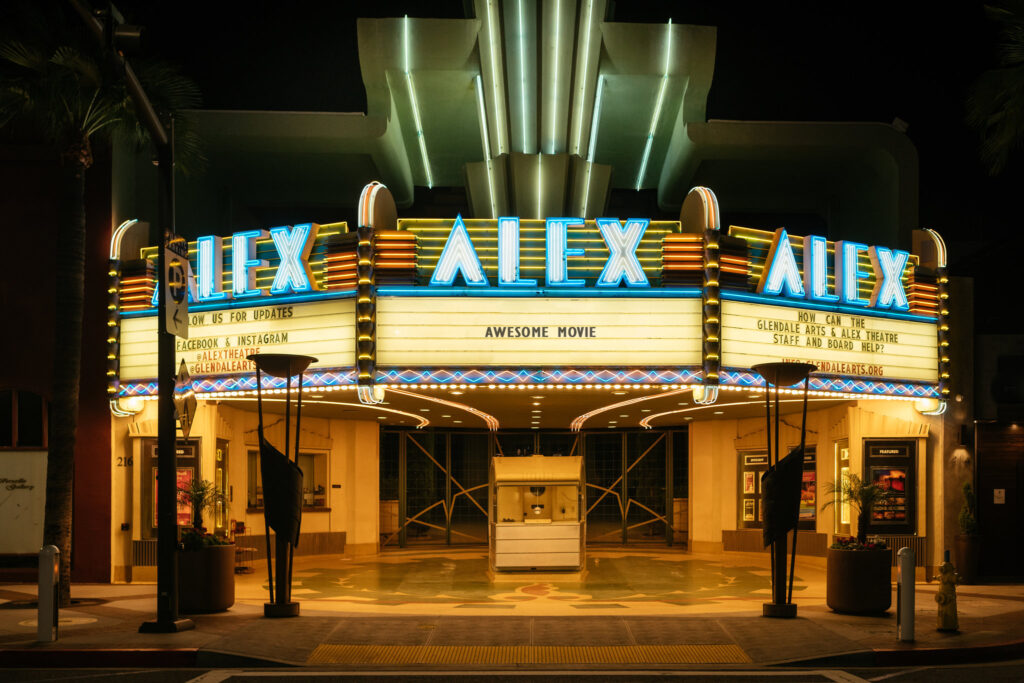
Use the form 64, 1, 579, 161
379, 427, 688, 549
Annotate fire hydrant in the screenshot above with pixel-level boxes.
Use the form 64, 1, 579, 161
935, 553, 959, 632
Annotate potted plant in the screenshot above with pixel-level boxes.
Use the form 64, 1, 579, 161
955, 482, 980, 584
821, 473, 893, 614
177, 478, 235, 613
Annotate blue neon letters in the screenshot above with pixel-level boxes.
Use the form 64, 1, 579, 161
431, 215, 489, 286
595, 218, 649, 287
756, 229, 909, 311
232, 229, 268, 298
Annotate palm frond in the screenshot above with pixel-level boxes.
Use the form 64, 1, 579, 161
969, 2, 1024, 174
0, 39, 48, 71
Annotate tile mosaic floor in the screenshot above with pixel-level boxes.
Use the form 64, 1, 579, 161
235, 547, 822, 615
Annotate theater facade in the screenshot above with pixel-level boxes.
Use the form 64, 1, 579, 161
105, 180, 952, 581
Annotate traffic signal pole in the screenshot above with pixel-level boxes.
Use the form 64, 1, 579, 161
68, 0, 193, 633
140, 122, 194, 633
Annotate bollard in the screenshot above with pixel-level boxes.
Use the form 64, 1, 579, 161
37, 545, 59, 642
896, 546, 915, 642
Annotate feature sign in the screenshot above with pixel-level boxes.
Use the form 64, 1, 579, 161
720, 300, 938, 382
376, 296, 702, 366
120, 299, 356, 380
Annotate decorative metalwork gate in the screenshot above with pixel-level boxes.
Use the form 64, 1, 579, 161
381, 428, 686, 548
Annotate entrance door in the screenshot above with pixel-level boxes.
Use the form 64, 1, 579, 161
977, 422, 1024, 578
585, 431, 675, 544
381, 430, 491, 547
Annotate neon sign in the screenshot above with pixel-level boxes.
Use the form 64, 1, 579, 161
431, 214, 652, 289
150, 224, 321, 305
757, 229, 910, 312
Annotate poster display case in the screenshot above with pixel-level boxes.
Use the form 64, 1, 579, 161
864, 439, 916, 535
739, 449, 816, 530
489, 454, 584, 571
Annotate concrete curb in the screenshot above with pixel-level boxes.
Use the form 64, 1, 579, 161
0, 648, 200, 668
3, 639, 1023, 669
784, 639, 1024, 668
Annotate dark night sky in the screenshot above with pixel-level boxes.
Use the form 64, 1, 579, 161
12, 1, 1021, 332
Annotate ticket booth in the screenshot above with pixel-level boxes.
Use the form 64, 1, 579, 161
489, 454, 585, 571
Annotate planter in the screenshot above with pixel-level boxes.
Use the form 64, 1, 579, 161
826, 547, 892, 614
954, 534, 980, 585
178, 544, 235, 613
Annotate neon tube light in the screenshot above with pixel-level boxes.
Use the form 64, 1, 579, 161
404, 15, 433, 188
485, 0, 507, 154
572, 0, 595, 156
109, 219, 139, 259
226, 396, 428, 428
635, 19, 672, 190
387, 387, 500, 431
639, 398, 841, 429
475, 75, 499, 218
582, 75, 605, 218
571, 387, 691, 431
518, 0, 530, 152
545, 0, 561, 154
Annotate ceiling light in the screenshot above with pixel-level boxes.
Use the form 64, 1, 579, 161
531, 395, 544, 399
451, 390, 463, 395
442, 414, 451, 418
377, 416, 386, 420
714, 410, 724, 415
532, 401, 541, 406
619, 414, 628, 418
613, 391, 626, 395
677, 402, 688, 405
641, 409, 651, 413
531, 409, 541, 413
684, 416, 693, 420
453, 420, 462, 424
420, 408, 430, 412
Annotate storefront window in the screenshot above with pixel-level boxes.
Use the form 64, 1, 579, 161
740, 448, 816, 530
0, 389, 47, 449
248, 450, 328, 509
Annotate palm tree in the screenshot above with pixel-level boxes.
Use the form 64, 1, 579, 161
0, 4, 201, 605
821, 473, 890, 546
967, 2, 1024, 175
177, 478, 226, 535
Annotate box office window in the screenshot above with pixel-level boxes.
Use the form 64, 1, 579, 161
739, 448, 817, 530
247, 450, 328, 509
863, 439, 916, 535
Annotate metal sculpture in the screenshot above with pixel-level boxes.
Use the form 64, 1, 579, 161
754, 361, 816, 619
248, 353, 316, 618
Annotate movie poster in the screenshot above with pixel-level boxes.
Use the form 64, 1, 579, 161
152, 467, 194, 527
743, 471, 756, 494
799, 470, 816, 520
743, 499, 756, 521
871, 467, 907, 522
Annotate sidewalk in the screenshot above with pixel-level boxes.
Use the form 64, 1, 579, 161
1, 547, 1022, 668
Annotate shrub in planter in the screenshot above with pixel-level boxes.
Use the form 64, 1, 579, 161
821, 474, 893, 614
177, 479, 235, 613
955, 482, 980, 584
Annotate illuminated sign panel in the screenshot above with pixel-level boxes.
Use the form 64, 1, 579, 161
376, 296, 702, 366
119, 300, 355, 380
112, 209, 943, 397
720, 300, 938, 383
